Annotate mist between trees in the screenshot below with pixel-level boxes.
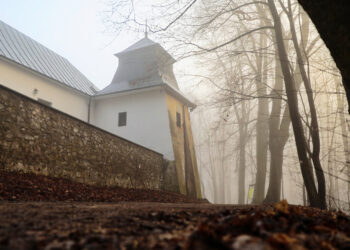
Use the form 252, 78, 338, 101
104, 0, 350, 210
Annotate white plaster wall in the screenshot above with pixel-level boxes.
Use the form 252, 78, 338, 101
0, 59, 89, 121
91, 88, 174, 160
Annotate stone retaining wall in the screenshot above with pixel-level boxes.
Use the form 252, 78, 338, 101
0, 85, 164, 189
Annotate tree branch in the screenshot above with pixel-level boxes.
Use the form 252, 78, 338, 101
187, 26, 274, 52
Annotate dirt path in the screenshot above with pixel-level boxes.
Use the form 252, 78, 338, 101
0, 202, 243, 249
0, 171, 203, 203
1, 172, 350, 249
1, 201, 350, 249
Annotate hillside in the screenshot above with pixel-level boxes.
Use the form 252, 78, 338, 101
0, 171, 203, 203
1, 171, 350, 249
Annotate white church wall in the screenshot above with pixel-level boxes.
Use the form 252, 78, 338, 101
91, 87, 175, 160
0, 59, 90, 121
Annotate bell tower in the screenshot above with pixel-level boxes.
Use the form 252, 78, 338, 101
92, 36, 202, 198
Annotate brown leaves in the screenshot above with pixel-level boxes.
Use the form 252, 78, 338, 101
0, 170, 203, 203
268, 233, 298, 245
267, 233, 303, 249
1, 172, 350, 249
180, 200, 350, 249
232, 235, 272, 250
274, 199, 290, 214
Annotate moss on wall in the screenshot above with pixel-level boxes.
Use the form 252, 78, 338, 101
161, 160, 180, 193
165, 94, 202, 198
183, 107, 202, 198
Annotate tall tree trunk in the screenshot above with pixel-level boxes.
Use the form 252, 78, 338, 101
256, 4, 289, 204
334, 148, 340, 207
238, 104, 247, 204
252, 31, 269, 204
264, 5, 312, 203
238, 124, 246, 204
286, 0, 326, 209
267, 0, 323, 208
265, 102, 292, 202
264, 49, 286, 202
265, 144, 284, 201
336, 82, 350, 202
326, 102, 335, 208
265, 60, 308, 203
297, 0, 350, 113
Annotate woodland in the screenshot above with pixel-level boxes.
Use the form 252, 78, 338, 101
103, 0, 350, 210
1, 1, 350, 248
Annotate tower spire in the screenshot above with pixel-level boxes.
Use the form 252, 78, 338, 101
145, 19, 148, 38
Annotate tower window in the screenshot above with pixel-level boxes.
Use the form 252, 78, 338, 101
118, 112, 127, 127
176, 112, 181, 128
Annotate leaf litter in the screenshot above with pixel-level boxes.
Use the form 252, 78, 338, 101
0, 171, 350, 249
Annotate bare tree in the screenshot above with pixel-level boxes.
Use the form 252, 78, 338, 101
297, 0, 350, 113
103, 0, 348, 208
336, 82, 350, 202
267, 0, 326, 208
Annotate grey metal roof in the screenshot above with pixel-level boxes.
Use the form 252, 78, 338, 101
97, 37, 179, 94
96, 82, 196, 108
116, 37, 157, 55
97, 79, 163, 95
0, 20, 98, 95
96, 36, 195, 107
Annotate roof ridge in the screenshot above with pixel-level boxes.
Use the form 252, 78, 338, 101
116, 37, 158, 55
0, 20, 71, 65
0, 19, 99, 95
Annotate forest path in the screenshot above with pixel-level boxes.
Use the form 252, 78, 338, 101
1, 201, 349, 249
0, 201, 251, 249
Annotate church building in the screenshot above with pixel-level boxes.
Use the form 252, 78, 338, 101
0, 20, 201, 198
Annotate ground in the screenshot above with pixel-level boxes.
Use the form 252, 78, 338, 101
1, 171, 350, 249
0, 171, 201, 203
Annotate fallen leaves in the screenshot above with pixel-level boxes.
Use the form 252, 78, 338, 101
274, 199, 289, 214
232, 235, 271, 250
1, 172, 350, 249
0, 170, 204, 203
181, 200, 350, 249
268, 233, 298, 245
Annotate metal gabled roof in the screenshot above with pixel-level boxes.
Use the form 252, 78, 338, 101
95, 82, 196, 108
0, 20, 98, 95
97, 37, 180, 96
116, 37, 157, 56
95, 36, 195, 108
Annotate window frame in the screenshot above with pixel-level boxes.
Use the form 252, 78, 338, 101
118, 112, 127, 127
176, 112, 181, 128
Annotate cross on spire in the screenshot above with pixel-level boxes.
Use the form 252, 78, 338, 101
145, 19, 148, 38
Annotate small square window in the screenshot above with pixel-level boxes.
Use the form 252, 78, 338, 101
176, 112, 181, 128
118, 112, 127, 127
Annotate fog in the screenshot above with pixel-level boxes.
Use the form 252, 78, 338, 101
119, 0, 350, 209
4, 0, 349, 210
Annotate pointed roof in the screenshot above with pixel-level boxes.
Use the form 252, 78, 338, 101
97, 37, 177, 94
116, 37, 158, 56
0, 20, 98, 95
96, 36, 195, 108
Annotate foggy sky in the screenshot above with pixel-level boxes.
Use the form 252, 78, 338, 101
0, 0, 146, 90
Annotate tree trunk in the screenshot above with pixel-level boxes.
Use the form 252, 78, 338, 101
238, 121, 247, 204
264, 49, 285, 203
287, 0, 327, 209
252, 31, 269, 204
264, 144, 284, 202
297, 0, 350, 113
264, 6, 313, 204
267, 0, 323, 208
336, 82, 350, 202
